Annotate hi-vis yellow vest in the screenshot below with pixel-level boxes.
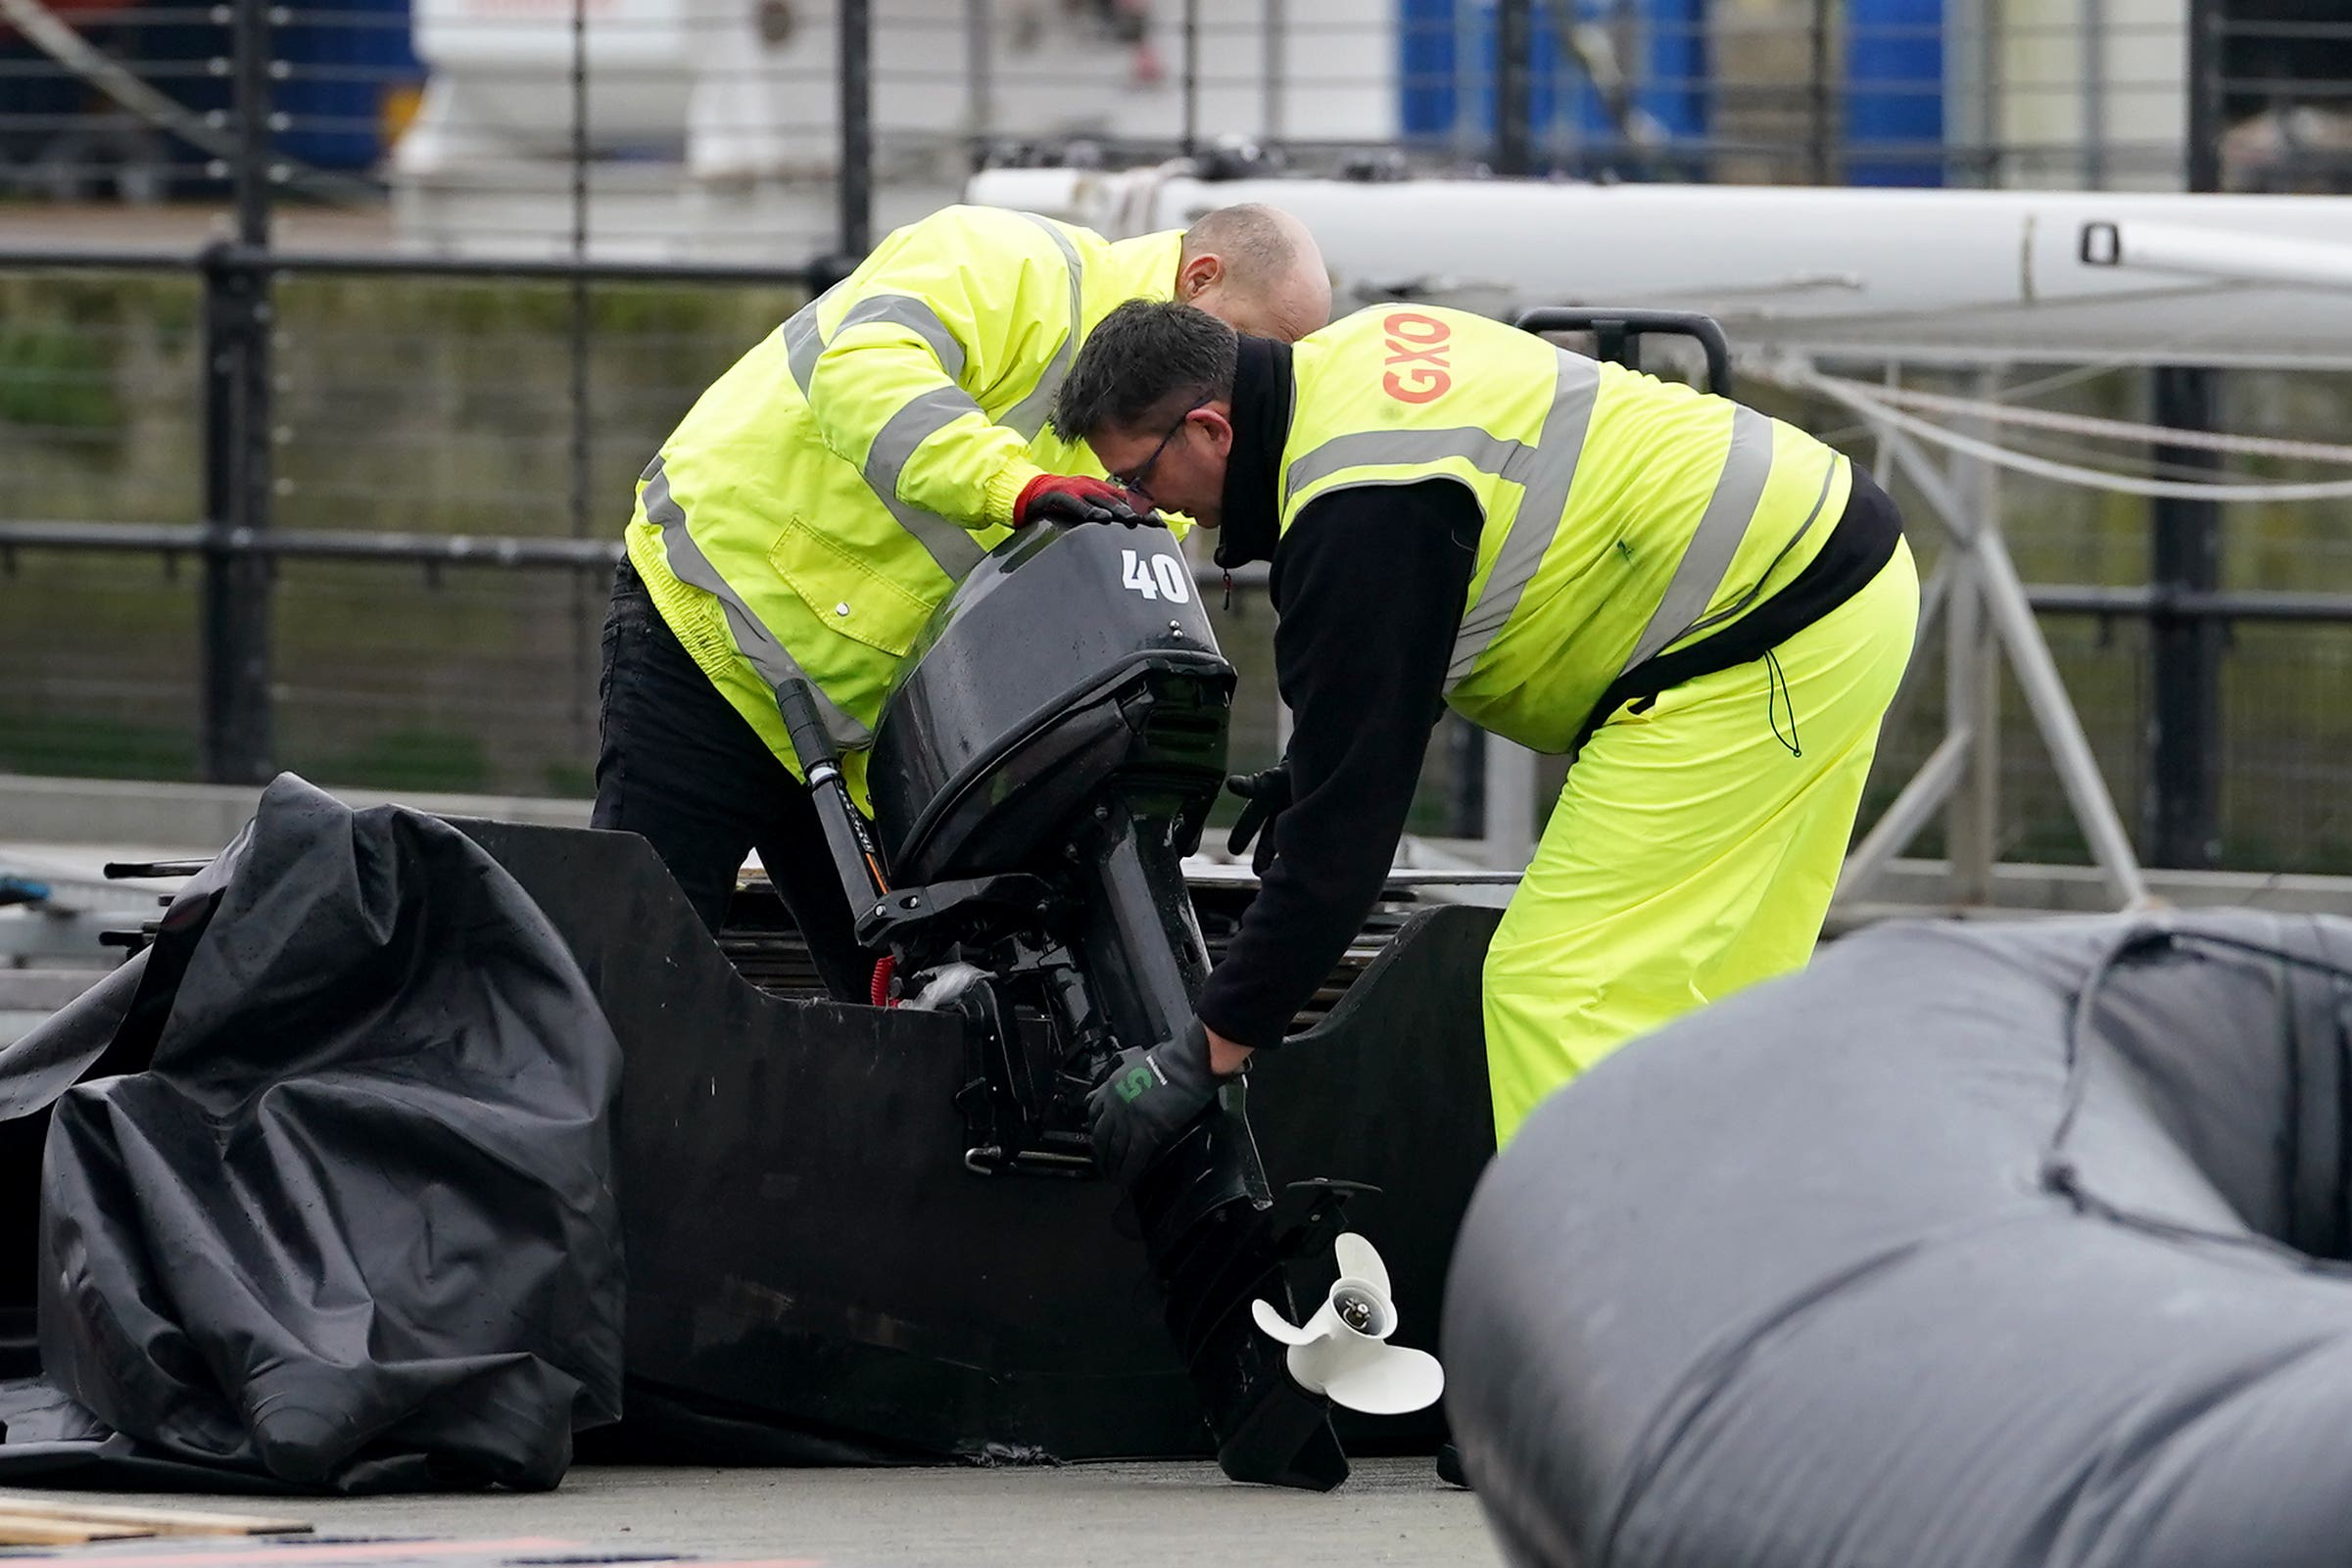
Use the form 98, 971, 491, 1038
1277, 306, 1852, 753
625, 206, 1182, 803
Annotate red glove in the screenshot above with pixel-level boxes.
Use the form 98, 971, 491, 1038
1014, 473, 1161, 529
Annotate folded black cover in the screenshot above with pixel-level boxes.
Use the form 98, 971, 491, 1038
0, 775, 623, 1493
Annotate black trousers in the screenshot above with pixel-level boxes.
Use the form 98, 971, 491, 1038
591, 561, 869, 1001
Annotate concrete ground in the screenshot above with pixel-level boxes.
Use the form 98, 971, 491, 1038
0, 1461, 1499, 1568
5, 203, 405, 256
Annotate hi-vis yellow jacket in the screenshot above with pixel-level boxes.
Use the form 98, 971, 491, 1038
625, 205, 1183, 804
1276, 305, 1851, 751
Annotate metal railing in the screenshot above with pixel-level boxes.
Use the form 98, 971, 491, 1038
1, 236, 820, 784
9, 0, 2352, 879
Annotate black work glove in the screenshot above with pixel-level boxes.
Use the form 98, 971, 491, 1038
1224, 763, 1293, 877
1088, 1017, 1231, 1187
1014, 473, 1163, 529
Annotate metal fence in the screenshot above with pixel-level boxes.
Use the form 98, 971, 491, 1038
7, 0, 2352, 875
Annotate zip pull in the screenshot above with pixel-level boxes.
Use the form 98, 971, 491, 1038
1222, 570, 1233, 611
1765, 647, 1801, 757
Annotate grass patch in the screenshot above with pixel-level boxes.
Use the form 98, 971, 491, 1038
297, 729, 493, 794
0, 710, 198, 782
0, 323, 120, 430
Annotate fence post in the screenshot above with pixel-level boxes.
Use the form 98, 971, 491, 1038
198, 246, 274, 786
1494, 0, 1533, 175
1807, 0, 1834, 183
839, 0, 873, 257
966, 0, 994, 142
1262, 0, 1284, 141
1181, 0, 1200, 157
198, 0, 276, 785
2144, 0, 2225, 868
2082, 0, 2107, 188
567, 0, 597, 756
1448, 720, 1486, 838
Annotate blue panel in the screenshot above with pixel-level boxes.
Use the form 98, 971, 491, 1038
1400, 1, 1710, 168
1846, 0, 1944, 186
274, 0, 424, 171
1400, 0, 1460, 138
1639, 0, 1706, 140
1532, 2, 1573, 145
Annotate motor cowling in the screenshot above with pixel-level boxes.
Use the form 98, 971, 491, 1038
867, 523, 1235, 888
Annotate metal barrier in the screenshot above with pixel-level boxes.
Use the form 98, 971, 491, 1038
0, 242, 816, 785
10, 0, 2352, 883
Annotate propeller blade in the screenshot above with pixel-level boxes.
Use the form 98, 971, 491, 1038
1252, 1298, 1318, 1347
1320, 1345, 1446, 1416
1333, 1231, 1392, 1304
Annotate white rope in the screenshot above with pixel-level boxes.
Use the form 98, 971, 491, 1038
1806, 372, 2352, 466
1782, 365, 2352, 502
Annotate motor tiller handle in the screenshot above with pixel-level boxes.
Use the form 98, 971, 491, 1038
776, 679, 891, 905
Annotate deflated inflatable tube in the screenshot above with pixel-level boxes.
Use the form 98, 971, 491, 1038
1444, 912, 2352, 1568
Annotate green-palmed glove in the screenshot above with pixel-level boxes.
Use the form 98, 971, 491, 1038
1088, 1017, 1231, 1187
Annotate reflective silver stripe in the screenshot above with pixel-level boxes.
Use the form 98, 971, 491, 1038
832, 293, 967, 383
1446, 352, 1603, 685
640, 456, 873, 749
1670, 451, 1841, 646
1277, 355, 1604, 689
784, 305, 822, 394
1285, 428, 1532, 499
1002, 212, 1086, 439
786, 286, 966, 398
1618, 404, 1776, 675
782, 282, 840, 396
780, 282, 987, 577
865, 385, 990, 577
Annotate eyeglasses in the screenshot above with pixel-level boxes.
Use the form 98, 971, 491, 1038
1115, 395, 1213, 504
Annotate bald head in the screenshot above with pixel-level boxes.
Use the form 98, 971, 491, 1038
1175, 203, 1331, 342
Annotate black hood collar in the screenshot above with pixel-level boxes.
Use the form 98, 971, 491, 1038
1212, 335, 1293, 571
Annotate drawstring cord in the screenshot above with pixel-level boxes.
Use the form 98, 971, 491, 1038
1765, 648, 1801, 757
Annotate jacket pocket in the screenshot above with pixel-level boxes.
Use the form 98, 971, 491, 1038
767, 513, 938, 660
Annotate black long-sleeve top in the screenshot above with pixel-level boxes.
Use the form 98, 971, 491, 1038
1194, 338, 1483, 1051
1189, 336, 1902, 1049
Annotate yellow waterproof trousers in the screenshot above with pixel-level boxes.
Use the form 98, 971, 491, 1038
1482, 540, 1920, 1143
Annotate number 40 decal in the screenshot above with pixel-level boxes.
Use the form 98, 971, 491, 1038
1121, 548, 1193, 604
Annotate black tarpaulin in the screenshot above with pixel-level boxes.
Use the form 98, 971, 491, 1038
1443, 912, 2352, 1568
0, 775, 623, 1493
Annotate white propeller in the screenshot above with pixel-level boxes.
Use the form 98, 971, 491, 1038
1251, 1232, 1445, 1416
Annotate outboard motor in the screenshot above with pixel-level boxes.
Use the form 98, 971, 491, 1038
869, 515, 1232, 1091
776, 521, 1353, 1491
